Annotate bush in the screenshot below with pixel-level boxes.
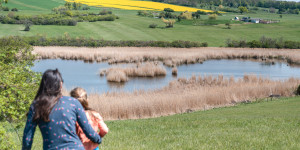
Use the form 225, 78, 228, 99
0, 36, 40, 150
149, 23, 157, 28
2, 7, 9, 11
0, 12, 118, 26
164, 8, 174, 12
295, 85, 300, 95
82, 6, 90, 10
67, 19, 77, 26
99, 9, 112, 15
0, 36, 208, 48
209, 14, 217, 20
11, 8, 18, 11
226, 36, 300, 49
23, 20, 32, 31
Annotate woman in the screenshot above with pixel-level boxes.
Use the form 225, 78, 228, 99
22, 69, 102, 150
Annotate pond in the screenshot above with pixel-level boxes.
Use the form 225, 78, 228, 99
32, 59, 300, 93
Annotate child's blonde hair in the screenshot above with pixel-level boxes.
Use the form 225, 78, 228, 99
70, 87, 93, 111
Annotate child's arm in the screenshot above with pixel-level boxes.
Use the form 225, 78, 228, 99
75, 101, 102, 144
93, 112, 109, 137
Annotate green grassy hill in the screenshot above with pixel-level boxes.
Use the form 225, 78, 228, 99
1, 0, 300, 46
8, 97, 300, 149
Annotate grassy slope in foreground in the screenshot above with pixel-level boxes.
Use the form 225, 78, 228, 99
1, 0, 300, 46
101, 97, 300, 149
15, 97, 300, 149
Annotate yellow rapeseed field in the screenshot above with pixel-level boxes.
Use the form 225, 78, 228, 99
65, 0, 213, 12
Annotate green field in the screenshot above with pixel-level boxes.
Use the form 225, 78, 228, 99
1, 0, 300, 46
5, 97, 300, 149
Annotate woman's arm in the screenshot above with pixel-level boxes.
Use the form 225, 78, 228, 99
22, 104, 37, 150
75, 100, 102, 144
93, 112, 109, 137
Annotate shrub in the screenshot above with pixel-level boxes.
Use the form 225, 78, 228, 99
164, 8, 174, 12
149, 23, 157, 28
161, 17, 175, 27
226, 37, 300, 49
65, 10, 73, 17
82, 6, 90, 10
99, 9, 112, 15
67, 19, 77, 26
295, 85, 300, 95
247, 40, 261, 48
201, 42, 208, 47
23, 20, 32, 31
2, 7, 9, 11
209, 14, 217, 20
0, 36, 208, 48
11, 8, 18, 11
0, 36, 40, 122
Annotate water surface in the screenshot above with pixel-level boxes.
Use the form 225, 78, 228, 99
32, 59, 300, 93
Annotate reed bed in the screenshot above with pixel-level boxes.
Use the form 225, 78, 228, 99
101, 62, 166, 82
33, 47, 300, 66
82, 75, 300, 120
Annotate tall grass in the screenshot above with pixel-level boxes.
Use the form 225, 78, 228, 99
34, 47, 300, 66
102, 62, 166, 82
82, 75, 300, 120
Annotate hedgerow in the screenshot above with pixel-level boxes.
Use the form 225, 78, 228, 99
1, 36, 208, 48
226, 36, 300, 49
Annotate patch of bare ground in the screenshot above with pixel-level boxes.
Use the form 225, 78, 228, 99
73, 75, 299, 120
33, 47, 300, 66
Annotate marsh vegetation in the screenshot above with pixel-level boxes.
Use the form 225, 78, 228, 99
71, 75, 300, 120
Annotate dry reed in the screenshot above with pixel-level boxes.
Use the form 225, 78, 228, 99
106, 69, 128, 82
172, 67, 177, 76
84, 74, 300, 120
102, 62, 166, 82
33, 47, 300, 66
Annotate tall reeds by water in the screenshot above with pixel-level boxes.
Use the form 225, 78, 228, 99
84, 75, 300, 120
102, 62, 166, 82
33, 47, 300, 66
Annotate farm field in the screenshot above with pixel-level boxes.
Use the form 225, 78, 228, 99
1, 0, 300, 46
6, 97, 300, 149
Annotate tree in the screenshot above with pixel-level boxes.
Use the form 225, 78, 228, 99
161, 17, 175, 28
209, 14, 217, 20
0, 0, 8, 8
164, 8, 174, 12
225, 22, 231, 29
23, 20, 32, 31
64, 2, 72, 10
0, 37, 40, 149
238, 6, 248, 14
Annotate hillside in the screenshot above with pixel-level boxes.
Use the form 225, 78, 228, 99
1, 0, 300, 46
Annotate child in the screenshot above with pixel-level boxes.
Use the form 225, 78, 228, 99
70, 87, 109, 150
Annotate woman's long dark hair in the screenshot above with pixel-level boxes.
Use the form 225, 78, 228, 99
33, 69, 63, 122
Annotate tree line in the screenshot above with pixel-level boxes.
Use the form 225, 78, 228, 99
152, 0, 300, 14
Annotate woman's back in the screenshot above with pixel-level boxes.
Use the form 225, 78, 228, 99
23, 96, 102, 150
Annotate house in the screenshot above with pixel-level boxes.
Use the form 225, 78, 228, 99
250, 18, 260, 23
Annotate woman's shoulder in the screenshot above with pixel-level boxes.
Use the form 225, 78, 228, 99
60, 96, 80, 103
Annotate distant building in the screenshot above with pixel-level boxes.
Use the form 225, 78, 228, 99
251, 18, 260, 23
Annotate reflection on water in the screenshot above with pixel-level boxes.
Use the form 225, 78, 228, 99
32, 59, 300, 93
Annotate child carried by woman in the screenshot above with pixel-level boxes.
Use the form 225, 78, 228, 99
71, 87, 109, 150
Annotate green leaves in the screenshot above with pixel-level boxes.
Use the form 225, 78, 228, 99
0, 36, 40, 122
0, 36, 40, 147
